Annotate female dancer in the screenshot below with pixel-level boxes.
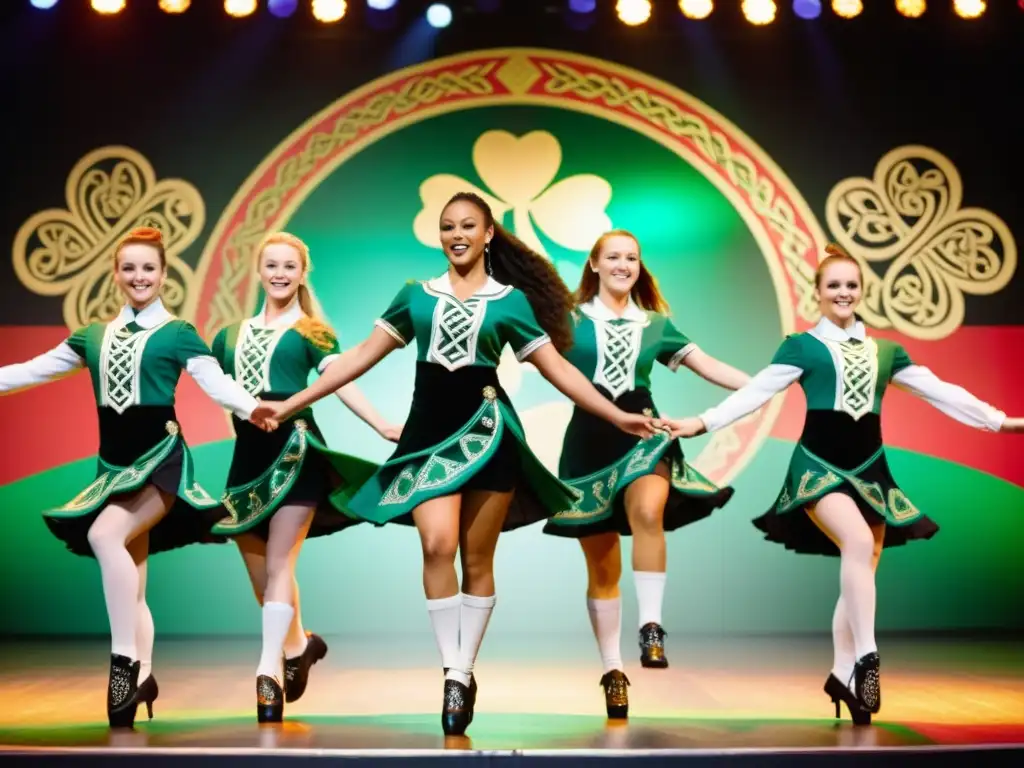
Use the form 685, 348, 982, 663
542, 230, 748, 719
252, 192, 657, 735
665, 245, 1022, 724
209, 232, 402, 722
0, 227, 267, 728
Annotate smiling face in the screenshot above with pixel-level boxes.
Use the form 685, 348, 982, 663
815, 258, 863, 326
591, 233, 641, 301
258, 242, 304, 306
439, 198, 493, 272
114, 243, 166, 309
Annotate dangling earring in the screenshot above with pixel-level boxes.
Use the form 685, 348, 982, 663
485, 242, 492, 275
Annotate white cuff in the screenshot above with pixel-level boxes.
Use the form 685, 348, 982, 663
375, 319, 407, 346
515, 334, 551, 362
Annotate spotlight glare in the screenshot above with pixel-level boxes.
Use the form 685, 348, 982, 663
367, 0, 397, 9
953, 0, 985, 19
224, 0, 257, 17
159, 0, 191, 12
679, 0, 713, 20
895, 0, 925, 18
30, 0, 60, 9
91, 0, 125, 13
831, 0, 862, 18
741, 0, 776, 24
616, 0, 652, 25
426, 3, 452, 27
569, 0, 597, 12
793, 0, 821, 19
311, 0, 346, 22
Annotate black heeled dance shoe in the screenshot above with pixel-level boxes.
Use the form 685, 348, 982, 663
257, 675, 284, 723
639, 622, 669, 668
824, 673, 872, 726
854, 652, 881, 713
443, 668, 478, 726
137, 674, 159, 720
107, 654, 141, 729
441, 677, 472, 736
284, 633, 328, 703
600, 669, 630, 719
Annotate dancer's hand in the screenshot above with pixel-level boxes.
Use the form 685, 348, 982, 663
615, 411, 658, 439
250, 401, 282, 432
379, 423, 403, 443
664, 416, 707, 439
1000, 416, 1024, 433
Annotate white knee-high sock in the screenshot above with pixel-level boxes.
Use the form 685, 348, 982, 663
453, 593, 495, 686
427, 594, 462, 679
587, 598, 624, 674
92, 542, 139, 660
831, 595, 855, 686
839, 554, 877, 659
136, 600, 155, 683
257, 602, 294, 682
634, 571, 666, 627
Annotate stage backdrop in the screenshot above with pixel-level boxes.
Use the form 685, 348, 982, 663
1, 5, 1021, 638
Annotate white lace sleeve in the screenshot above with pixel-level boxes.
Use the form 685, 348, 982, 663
699, 364, 802, 432
892, 365, 1005, 432
185, 355, 258, 420
0, 343, 83, 393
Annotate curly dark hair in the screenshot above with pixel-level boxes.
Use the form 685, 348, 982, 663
443, 192, 574, 352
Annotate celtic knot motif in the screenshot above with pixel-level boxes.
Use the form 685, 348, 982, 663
536, 61, 819, 322
429, 296, 486, 371
836, 339, 876, 420
199, 62, 501, 339
595, 321, 642, 399
12, 146, 204, 329
826, 145, 1016, 340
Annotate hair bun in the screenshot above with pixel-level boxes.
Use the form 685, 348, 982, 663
127, 226, 164, 244
824, 242, 850, 259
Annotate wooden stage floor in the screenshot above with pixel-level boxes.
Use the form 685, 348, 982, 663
0, 633, 1021, 759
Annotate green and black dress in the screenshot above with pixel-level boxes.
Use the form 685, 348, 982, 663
543, 297, 733, 538
348, 273, 577, 529
0, 299, 259, 557
698, 317, 1006, 556
209, 302, 378, 540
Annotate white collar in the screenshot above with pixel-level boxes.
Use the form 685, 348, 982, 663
114, 298, 172, 330
578, 295, 648, 324
251, 298, 304, 329
424, 273, 511, 300
813, 316, 866, 342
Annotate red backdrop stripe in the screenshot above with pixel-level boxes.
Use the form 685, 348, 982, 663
1, 324, 1021, 487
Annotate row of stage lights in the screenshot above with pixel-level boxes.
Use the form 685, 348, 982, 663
26, 1, 1015, 26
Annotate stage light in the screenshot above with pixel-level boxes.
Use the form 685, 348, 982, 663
224, 0, 256, 18
268, 0, 298, 17
741, 0, 776, 24
30, 0, 60, 10
831, 0, 862, 18
616, 0, 652, 25
367, 0, 397, 9
793, 0, 821, 18
159, 0, 190, 13
569, 0, 596, 12
953, 0, 985, 18
426, 3, 451, 27
312, 0, 346, 22
91, 0, 125, 13
895, 0, 925, 17
679, 0, 713, 20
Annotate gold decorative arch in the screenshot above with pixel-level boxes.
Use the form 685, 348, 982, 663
187, 48, 832, 485
826, 145, 1016, 340
11, 146, 204, 329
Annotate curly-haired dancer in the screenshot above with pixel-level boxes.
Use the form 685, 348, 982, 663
253, 192, 657, 736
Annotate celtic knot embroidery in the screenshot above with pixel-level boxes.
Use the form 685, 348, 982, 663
236, 324, 279, 396
594, 320, 642, 399
429, 296, 487, 371
100, 320, 169, 413
835, 339, 877, 420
